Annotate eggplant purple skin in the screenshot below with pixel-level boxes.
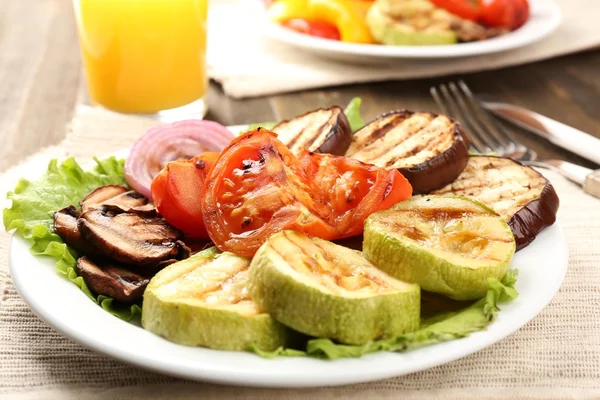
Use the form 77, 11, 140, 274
273, 106, 352, 156
371, 110, 471, 194
509, 178, 560, 250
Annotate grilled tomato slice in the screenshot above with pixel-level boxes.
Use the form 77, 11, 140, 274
202, 129, 412, 257
298, 150, 412, 238
201, 129, 335, 257
151, 152, 219, 239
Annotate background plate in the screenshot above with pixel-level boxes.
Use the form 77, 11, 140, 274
254, 0, 562, 62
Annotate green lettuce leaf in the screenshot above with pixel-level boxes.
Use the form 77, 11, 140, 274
250, 270, 518, 359
343, 97, 365, 132
4, 157, 141, 321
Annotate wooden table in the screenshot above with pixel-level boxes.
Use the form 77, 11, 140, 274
2, 0, 599, 173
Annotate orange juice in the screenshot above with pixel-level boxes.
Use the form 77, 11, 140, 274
74, 0, 208, 114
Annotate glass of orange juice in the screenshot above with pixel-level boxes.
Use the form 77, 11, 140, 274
73, 0, 208, 120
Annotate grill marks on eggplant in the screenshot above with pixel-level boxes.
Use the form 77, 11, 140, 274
272, 106, 352, 156
346, 110, 470, 193
431, 156, 559, 250
347, 112, 457, 168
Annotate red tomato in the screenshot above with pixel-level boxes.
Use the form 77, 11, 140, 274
298, 151, 412, 238
151, 152, 218, 239
479, 0, 530, 30
430, 0, 482, 21
202, 129, 413, 256
202, 129, 336, 257
281, 19, 341, 41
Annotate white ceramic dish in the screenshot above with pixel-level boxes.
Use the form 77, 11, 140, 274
254, 0, 562, 62
8, 147, 568, 388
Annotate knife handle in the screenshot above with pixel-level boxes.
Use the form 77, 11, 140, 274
485, 103, 600, 166
532, 160, 600, 199
584, 170, 600, 199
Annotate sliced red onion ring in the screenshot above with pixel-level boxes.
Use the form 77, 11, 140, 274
125, 120, 234, 199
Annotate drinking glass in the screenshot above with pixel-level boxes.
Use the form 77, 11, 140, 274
73, 0, 208, 121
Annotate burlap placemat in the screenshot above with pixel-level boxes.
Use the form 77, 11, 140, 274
1, 106, 600, 399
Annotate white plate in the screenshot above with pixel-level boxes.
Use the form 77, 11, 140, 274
8, 149, 568, 388
255, 0, 562, 61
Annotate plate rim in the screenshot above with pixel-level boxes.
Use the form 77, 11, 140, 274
7, 148, 569, 388
254, 0, 563, 59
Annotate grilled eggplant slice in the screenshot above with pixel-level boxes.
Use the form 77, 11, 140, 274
248, 231, 420, 345
272, 106, 352, 156
345, 110, 470, 193
431, 156, 560, 250
364, 196, 515, 300
76, 256, 150, 303
77, 206, 190, 268
142, 247, 289, 351
81, 184, 149, 212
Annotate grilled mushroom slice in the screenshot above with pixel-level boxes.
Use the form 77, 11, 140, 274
80, 184, 149, 212
272, 106, 352, 156
431, 156, 560, 250
53, 206, 101, 256
76, 256, 149, 303
345, 110, 470, 193
77, 206, 190, 268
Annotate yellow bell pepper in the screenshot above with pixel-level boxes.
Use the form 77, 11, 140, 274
268, 0, 375, 44
268, 0, 313, 22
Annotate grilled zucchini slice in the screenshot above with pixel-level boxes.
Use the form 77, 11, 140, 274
345, 110, 470, 193
142, 247, 289, 351
364, 196, 515, 300
431, 156, 560, 249
248, 231, 420, 345
272, 106, 352, 156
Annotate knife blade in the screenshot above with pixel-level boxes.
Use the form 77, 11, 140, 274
482, 102, 600, 166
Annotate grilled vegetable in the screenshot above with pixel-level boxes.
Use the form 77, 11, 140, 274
77, 205, 190, 268
363, 196, 515, 300
202, 129, 413, 257
248, 231, 420, 345
431, 156, 559, 249
142, 247, 289, 351
76, 257, 149, 303
80, 184, 149, 212
53, 206, 96, 255
151, 152, 219, 239
125, 120, 234, 199
345, 110, 470, 193
272, 106, 352, 156
366, 0, 459, 45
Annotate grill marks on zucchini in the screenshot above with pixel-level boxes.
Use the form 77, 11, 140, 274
363, 196, 516, 300
142, 248, 290, 351
431, 156, 559, 249
267, 231, 393, 294
248, 231, 420, 345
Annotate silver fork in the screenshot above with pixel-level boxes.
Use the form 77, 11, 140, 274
430, 80, 600, 199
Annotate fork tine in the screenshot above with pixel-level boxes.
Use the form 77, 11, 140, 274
456, 80, 538, 161
447, 82, 503, 155
434, 83, 492, 154
456, 80, 516, 153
